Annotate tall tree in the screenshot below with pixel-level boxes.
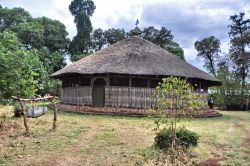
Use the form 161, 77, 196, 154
104, 28, 126, 45
164, 41, 185, 60
228, 13, 250, 85
141, 26, 184, 60
91, 28, 106, 51
0, 30, 40, 99
0, 7, 32, 32
92, 26, 185, 60
0, 30, 43, 134
69, 0, 96, 61
17, 17, 68, 73
194, 36, 221, 77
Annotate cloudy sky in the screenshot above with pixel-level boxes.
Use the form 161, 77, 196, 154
1, 0, 250, 71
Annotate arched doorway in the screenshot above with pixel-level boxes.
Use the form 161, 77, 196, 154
92, 78, 106, 107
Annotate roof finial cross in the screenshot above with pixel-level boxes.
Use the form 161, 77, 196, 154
135, 19, 139, 27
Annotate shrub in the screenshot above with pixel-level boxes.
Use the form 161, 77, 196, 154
176, 127, 199, 147
155, 127, 199, 149
155, 128, 172, 149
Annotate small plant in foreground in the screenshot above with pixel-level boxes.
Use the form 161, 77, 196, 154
176, 127, 199, 147
155, 127, 199, 149
154, 76, 204, 150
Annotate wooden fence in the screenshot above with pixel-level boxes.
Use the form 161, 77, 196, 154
105, 86, 156, 109
60, 86, 92, 106
60, 86, 208, 109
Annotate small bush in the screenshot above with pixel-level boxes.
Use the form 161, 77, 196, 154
155, 127, 199, 149
155, 128, 172, 149
176, 127, 199, 147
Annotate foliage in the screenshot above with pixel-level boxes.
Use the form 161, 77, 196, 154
91, 28, 106, 51
194, 36, 221, 77
104, 28, 126, 45
176, 127, 199, 147
18, 19, 45, 49
0, 30, 41, 98
155, 127, 199, 149
212, 67, 249, 110
0, 6, 68, 95
155, 128, 172, 149
17, 17, 68, 73
154, 76, 204, 150
69, 0, 96, 61
228, 13, 250, 85
0, 7, 32, 32
91, 26, 185, 60
164, 41, 185, 60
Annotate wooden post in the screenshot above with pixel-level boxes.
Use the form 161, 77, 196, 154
51, 97, 57, 130
18, 97, 29, 135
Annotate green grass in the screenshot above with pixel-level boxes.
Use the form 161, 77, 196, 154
0, 106, 249, 166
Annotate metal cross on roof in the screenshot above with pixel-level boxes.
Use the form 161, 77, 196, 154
135, 19, 139, 27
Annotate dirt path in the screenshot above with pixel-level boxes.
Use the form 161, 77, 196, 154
200, 115, 249, 166
38, 123, 100, 166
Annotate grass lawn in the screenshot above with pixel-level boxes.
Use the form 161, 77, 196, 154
0, 106, 250, 166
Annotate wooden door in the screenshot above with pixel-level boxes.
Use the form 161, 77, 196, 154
92, 86, 105, 107
92, 78, 106, 107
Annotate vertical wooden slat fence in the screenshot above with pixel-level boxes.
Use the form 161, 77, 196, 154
105, 86, 157, 109
59, 86, 208, 109
60, 86, 92, 106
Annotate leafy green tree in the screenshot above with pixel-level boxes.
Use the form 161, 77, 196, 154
0, 7, 32, 32
154, 77, 205, 152
91, 26, 185, 60
140, 26, 159, 43
212, 66, 249, 110
91, 28, 106, 51
69, 0, 96, 61
131, 26, 185, 60
228, 13, 250, 85
0, 30, 40, 98
104, 28, 126, 45
194, 36, 221, 77
38, 17, 69, 53
17, 17, 68, 73
0, 30, 42, 134
165, 41, 185, 60
18, 19, 45, 49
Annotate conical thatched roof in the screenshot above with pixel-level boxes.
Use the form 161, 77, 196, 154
52, 37, 220, 84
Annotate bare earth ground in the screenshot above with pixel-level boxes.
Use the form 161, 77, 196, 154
0, 106, 250, 166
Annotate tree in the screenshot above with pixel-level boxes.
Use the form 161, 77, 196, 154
18, 19, 45, 49
165, 41, 185, 60
17, 17, 68, 73
91, 28, 106, 51
194, 36, 221, 77
154, 77, 205, 151
212, 65, 249, 110
104, 28, 126, 45
0, 30, 42, 134
0, 7, 32, 32
38, 17, 69, 53
69, 0, 96, 61
228, 13, 250, 85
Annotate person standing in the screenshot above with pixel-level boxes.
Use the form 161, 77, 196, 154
208, 95, 214, 110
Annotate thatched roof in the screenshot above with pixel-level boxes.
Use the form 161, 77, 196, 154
52, 37, 221, 84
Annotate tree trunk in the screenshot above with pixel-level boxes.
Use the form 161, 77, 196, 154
18, 97, 29, 135
51, 98, 57, 130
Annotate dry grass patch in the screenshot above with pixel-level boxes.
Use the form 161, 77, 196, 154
0, 106, 250, 166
